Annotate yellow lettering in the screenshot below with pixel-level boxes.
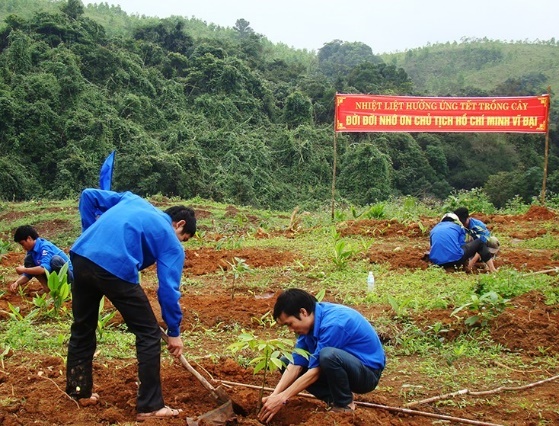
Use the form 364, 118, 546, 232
469, 116, 485, 126
399, 116, 412, 125
413, 115, 432, 126
439, 101, 459, 111
522, 117, 538, 127
383, 101, 405, 111
434, 117, 453, 127
478, 101, 509, 111
455, 115, 468, 125
356, 101, 381, 111
346, 115, 360, 126
459, 101, 478, 111
511, 101, 529, 111
486, 117, 510, 126
362, 115, 377, 125
379, 115, 398, 125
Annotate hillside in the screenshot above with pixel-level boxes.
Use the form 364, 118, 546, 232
0, 0, 558, 210
383, 39, 559, 96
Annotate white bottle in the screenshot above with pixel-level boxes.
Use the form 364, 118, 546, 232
367, 271, 375, 292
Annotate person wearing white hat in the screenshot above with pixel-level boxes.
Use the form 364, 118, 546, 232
429, 213, 497, 272
454, 207, 500, 270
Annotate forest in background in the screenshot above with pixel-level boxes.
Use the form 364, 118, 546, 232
0, 0, 558, 210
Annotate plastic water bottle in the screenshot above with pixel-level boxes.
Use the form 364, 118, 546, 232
367, 271, 375, 292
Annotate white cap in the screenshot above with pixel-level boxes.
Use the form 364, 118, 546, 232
442, 212, 460, 223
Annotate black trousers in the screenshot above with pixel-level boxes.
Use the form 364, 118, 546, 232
66, 254, 164, 413
24, 252, 74, 284
440, 239, 493, 269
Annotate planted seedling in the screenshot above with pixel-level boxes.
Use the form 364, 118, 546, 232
226, 257, 252, 300
228, 330, 309, 409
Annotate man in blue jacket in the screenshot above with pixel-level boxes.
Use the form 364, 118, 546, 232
65, 188, 196, 421
429, 213, 496, 272
258, 289, 385, 423
9, 225, 73, 294
454, 207, 500, 270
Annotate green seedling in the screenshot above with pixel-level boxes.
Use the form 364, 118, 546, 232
228, 329, 309, 409
97, 296, 117, 339
451, 291, 510, 327
387, 294, 414, 320
45, 263, 71, 316
332, 240, 355, 270
362, 203, 386, 219
0, 345, 11, 369
226, 257, 252, 300
5, 302, 38, 322
6, 302, 26, 321
0, 238, 10, 259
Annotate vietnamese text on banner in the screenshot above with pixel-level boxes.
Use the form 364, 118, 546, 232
335, 94, 549, 133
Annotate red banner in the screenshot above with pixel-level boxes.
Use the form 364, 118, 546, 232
335, 94, 549, 133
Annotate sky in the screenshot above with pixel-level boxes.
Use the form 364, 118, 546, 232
85, 0, 559, 54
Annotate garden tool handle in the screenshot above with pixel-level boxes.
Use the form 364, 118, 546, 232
159, 327, 222, 395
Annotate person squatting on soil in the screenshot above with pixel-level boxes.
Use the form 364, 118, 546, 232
454, 207, 500, 270
258, 288, 385, 423
429, 213, 497, 273
65, 188, 196, 421
9, 225, 73, 294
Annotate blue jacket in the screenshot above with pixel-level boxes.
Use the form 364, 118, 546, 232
24, 238, 72, 279
467, 217, 490, 243
429, 221, 466, 265
292, 302, 385, 370
71, 189, 185, 337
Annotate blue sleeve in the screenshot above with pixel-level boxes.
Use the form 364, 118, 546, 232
469, 218, 490, 242
292, 335, 311, 367
79, 188, 127, 231
307, 325, 347, 369
155, 245, 185, 337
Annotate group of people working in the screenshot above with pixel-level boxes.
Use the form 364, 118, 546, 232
9, 188, 386, 422
429, 207, 499, 272
8, 192, 498, 422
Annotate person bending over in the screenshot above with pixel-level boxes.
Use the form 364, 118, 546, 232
454, 207, 500, 270
258, 288, 385, 423
65, 188, 196, 421
9, 225, 73, 294
429, 213, 496, 273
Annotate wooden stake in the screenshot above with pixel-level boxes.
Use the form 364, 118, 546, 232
405, 374, 559, 408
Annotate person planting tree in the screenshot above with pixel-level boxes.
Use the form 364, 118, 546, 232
9, 225, 73, 294
454, 207, 500, 270
429, 213, 497, 273
258, 288, 385, 423
65, 188, 196, 421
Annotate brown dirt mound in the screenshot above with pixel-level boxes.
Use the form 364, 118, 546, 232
491, 290, 559, 355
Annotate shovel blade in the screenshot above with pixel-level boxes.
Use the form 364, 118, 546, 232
186, 400, 237, 426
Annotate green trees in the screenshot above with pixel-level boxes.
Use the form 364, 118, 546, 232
283, 91, 312, 128
337, 141, 391, 205
318, 40, 383, 80
0, 2, 556, 210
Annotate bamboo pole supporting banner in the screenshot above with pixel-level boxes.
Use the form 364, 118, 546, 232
541, 86, 552, 204
331, 110, 338, 220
